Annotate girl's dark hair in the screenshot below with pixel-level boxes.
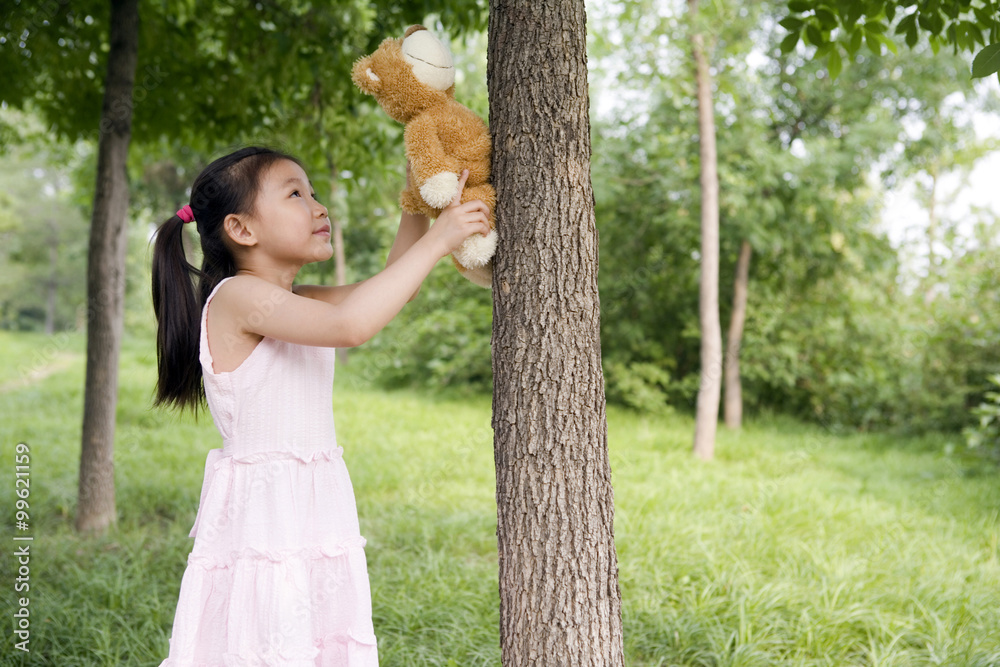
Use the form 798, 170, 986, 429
151, 146, 301, 412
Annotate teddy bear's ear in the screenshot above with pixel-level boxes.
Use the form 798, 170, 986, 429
401, 27, 455, 92
351, 55, 381, 95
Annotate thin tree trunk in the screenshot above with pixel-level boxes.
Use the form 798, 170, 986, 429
924, 165, 938, 305
488, 2, 624, 664
76, 0, 139, 534
724, 239, 751, 429
45, 234, 58, 335
689, 0, 722, 461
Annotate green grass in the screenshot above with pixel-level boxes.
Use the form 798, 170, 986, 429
1, 329, 999, 666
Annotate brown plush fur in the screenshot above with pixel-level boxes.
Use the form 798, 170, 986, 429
352, 26, 496, 285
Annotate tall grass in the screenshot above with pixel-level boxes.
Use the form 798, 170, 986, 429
1, 330, 998, 666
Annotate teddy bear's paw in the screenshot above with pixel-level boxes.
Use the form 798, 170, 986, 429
453, 229, 497, 269
419, 172, 459, 208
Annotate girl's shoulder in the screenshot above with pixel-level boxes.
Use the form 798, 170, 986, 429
204, 275, 269, 374
208, 274, 286, 325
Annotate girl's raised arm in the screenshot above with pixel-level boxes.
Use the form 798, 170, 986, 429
217, 235, 438, 348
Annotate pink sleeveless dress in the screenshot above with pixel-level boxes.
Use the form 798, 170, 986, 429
160, 276, 378, 666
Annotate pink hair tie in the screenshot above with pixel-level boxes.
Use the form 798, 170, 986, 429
176, 204, 194, 223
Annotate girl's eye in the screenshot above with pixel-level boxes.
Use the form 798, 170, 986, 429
291, 190, 321, 202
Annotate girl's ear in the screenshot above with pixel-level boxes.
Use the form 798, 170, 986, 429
224, 213, 257, 248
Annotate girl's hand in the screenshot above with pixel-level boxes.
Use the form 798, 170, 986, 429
426, 169, 491, 258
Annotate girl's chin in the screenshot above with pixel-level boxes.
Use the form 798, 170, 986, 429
306, 246, 335, 263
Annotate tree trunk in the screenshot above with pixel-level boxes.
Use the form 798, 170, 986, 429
325, 154, 350, 367
924, 165, 938, 305
488, 2, 624, 664
724, 239, 751, 429
75, 0, 139, 535
45, 235, 58, 336
689, 0, 723, 462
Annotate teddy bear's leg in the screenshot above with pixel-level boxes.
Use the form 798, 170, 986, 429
451, 183, 497, 270
400, 186, 432, 216
452, 254, 493, 289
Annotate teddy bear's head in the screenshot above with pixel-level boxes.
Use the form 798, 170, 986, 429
352, 25, 456, 123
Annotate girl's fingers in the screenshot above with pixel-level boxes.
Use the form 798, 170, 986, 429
449, 169, 470, 208
458, 199, 489, 216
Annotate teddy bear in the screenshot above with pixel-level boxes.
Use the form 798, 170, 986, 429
352, 25, 496, 289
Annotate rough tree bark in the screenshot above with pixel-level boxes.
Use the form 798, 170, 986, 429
488, 1, 624, 664
75, 0, 139, 534
689, 0, 723, 462
724, 239, 752, 429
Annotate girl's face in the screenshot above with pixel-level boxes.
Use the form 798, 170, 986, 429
247, 159, 332, 266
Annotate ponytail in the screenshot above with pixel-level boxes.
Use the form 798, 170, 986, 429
149, 145, 301, 412
151, 214, 204, 412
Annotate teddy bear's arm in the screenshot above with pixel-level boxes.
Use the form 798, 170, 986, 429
405, 114, 462, 209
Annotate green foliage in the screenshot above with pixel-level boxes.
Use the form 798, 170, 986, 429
965, 374, 1000, 458
779, 0, 1000, 81
2, 331, 1000, 664
586, 1, 999, 433
740, 209, 1000, 434
0, 128, 91, 332
603, 360, 674, 414
973, 42, 1000, 77
356, 261, 494, 394
0, 0, 487, 231
0, 0, 486, 145
591, 2, 904, 418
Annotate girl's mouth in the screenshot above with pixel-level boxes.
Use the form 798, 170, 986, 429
314, 225, 331, 237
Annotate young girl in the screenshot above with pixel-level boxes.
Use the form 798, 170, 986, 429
151, 146, 490, 666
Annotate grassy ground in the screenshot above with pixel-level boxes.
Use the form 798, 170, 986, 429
1, 329, 998, 666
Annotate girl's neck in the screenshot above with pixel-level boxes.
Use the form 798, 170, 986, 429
234, 264, 300, 291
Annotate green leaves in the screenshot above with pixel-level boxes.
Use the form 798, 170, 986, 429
781, 31, 802, 54
865, 25, 898, 56
827, 48, 843, 79
895, 12, 920, 48
971, 42, 1000, 78
781, 0, 1000, 79
779, 16, 805, 32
